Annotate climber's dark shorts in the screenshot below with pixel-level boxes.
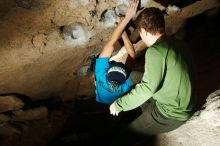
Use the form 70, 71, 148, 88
128, 98, 186, 136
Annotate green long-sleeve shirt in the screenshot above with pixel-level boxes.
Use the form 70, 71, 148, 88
114, 36, 195, 121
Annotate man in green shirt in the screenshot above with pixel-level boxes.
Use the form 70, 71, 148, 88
109, 7, 196, 136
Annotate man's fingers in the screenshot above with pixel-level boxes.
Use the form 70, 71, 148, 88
133, 0, 138, 10
131, 0, 138, 8
110, 103, 119, 116
129, 0, 135, 8
110, 110, 115, 116
110, 104, 115, 115
127, 0, 138, 15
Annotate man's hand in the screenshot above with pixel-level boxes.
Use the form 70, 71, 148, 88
110, 103, 119, 116
125, 0, 138, 20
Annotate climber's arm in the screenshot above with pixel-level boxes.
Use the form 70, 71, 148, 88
99, 0, 138, 58
122, 31, 135, 59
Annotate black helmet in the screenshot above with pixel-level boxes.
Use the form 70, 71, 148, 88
107, 61, 131, 84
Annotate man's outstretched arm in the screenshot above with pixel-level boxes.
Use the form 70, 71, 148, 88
99, 0, 138, 58
122, 31, 136, 59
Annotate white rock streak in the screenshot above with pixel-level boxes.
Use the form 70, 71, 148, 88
62, 22, 89, 46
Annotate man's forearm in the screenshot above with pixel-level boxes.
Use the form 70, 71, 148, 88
108, 16, 131, 46
122, 31, 135, 59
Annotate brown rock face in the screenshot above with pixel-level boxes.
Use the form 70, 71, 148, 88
0, 95, 24, 113
0, 0, 219, 101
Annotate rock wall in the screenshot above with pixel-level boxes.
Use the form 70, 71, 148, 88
0, 0, 110, 100
0, 0, 219, 101
157, 90, 220, 146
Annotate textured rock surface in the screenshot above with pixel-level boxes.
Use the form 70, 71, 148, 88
0, 1, 219, 146
0, 0, 219, 101
0, 95, 24, 113
157, 90, 220, 146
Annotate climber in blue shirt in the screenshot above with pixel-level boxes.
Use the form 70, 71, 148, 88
95, 58, 132, 104
93, 0, 141, 104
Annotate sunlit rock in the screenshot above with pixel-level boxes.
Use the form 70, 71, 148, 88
115, 4, 127, 16
62, 22, 89, 46
115, 0, 151, 7
68, 0, 89, 9
157, 90, 220, 146
100, 9, 118, 28
166, 5, 180, 14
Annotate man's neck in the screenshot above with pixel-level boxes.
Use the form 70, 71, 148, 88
146, 33, 163, 47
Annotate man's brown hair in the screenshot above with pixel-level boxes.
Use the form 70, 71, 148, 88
135, 7, 165, 35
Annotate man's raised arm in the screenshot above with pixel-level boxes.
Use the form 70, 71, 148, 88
99, 0, 138, 58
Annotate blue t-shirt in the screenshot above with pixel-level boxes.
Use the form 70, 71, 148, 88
95, 58, 132, 104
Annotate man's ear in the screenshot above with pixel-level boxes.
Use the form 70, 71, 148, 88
140, 28, 147, 36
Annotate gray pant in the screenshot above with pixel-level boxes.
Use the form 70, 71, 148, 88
128, 98, 186, 136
